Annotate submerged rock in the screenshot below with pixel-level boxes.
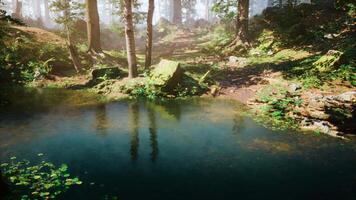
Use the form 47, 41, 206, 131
150, 60, 183, 91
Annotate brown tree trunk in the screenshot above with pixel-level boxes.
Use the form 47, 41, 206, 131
229, 0, 250, 49
173, 0, 182, 24
85, 0, 102, 53
12, 0, 22, 19
66, 25, 82, 73
145, 0, 155, 69
44, 0, 50, 22
63, 0, 81, 73
123, 0, 138, 78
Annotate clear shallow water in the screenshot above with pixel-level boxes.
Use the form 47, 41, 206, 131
0, 88, 356, 200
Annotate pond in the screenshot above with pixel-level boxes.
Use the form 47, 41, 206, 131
0, 88, 355, 200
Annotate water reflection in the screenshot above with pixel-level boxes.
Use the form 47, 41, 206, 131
93, 104, 109, 135
147, 105, 158, 162
128, 102, 140, 161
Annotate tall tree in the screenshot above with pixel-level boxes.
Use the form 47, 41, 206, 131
51, 0, 82, 72
11, 0, 22, 19
43, 0, 51, 25
85, 0, 102, 53
123, 0, 138, 78
172, 0, 182, 24
145, 0, 154, 69
32, 0, 42, 20
229, 0, 250, 48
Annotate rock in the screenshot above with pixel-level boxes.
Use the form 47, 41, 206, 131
229, 56, 238, 64
118, 77, 148, 94
300, 118, 339, 137
288, 83, 302, 93
228, 56, 248, 67
210, 85, 220, 96
150, 60, 183, 91
91, 67, 123, 81
327, 91, 356, 104
312, 50, 343, 72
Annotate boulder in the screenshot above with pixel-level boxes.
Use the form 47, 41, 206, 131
92, 67, 123, 81
313, 50, 343, 72
150, 60, 183, 91
288, 83, 302, 94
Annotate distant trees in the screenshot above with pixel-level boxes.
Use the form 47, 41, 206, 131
11, 0, 22, 19
145, 0, 154, 69
85, 0, 102, 53
123, 0, 138, 78
172, 0, 182, 24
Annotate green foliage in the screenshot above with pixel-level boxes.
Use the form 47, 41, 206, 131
212, 0, 238, 21
200, 25, 234, 55
255, 84, 302, 130
0, 27, 69, 85
1, 154, 82, 199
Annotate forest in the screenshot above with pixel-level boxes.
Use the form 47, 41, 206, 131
0, 0, 355, 199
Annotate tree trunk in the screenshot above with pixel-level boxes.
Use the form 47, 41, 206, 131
12, 0, 22, 19
43, 0, 50, 25
85, 0, 102, 53
63, 0, 81, 73
233, 0, 250, 45
145, 0, 155, 69
123, 0, 138, 78
66, 25, 82, 73
32, 0, 42, 20
172, 0, 182, 24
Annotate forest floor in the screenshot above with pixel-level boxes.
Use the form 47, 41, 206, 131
18, 24, 354, 137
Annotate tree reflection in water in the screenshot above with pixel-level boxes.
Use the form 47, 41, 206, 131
94, 104, 109, 135
147, 106, 158, 162
128, 102, 140, 161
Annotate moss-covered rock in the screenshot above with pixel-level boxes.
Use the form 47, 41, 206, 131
313, 50, 343, 72
92, 67, 124, 81
150, 60, 183, 91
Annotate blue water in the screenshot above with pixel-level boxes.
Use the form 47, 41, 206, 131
0, 89, 355, 200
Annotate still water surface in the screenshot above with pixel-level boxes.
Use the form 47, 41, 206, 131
0, 88, 355, 200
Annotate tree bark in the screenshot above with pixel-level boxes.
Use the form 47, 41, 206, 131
63, 0, 81, 73
145, 0, 155, 69
12, 0, 22, 19
230, 0, 250, 47
124, 0, 138, 78
32, 0, 42, 20
172, 0, 182, 24
43, 0, 50, 23
85, 0, 102, 53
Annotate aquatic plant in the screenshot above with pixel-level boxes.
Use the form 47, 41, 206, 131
0, 154, 82, 199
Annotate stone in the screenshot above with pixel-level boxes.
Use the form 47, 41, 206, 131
229, 56, 239, 64
288, 83, 302, 93
92, 67, 123, 81
312, 50, 343, 72
150, 60, 183, 91
228, 56, 248, 67
300, 119, 339, 137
